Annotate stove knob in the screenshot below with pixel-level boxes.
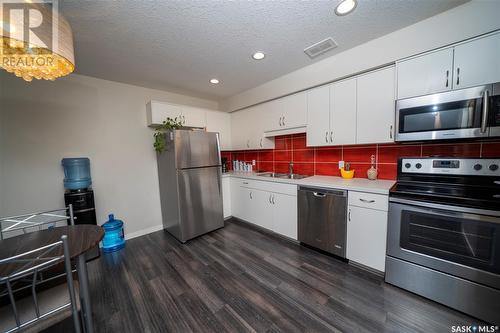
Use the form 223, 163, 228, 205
473, 164, 483, 171
415, 163, 422, 169
489, 164, 499, 171
404, 163, 411, 169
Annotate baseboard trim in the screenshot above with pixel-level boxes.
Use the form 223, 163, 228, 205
125, 224, 164, 240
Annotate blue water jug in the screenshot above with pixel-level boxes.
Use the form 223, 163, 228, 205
101, 214, 125, 253
61, 158, 92, 190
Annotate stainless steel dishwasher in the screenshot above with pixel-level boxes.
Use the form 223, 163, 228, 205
298, 186, 347, 257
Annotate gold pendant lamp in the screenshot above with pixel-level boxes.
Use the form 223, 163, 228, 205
0, 2, 75, 82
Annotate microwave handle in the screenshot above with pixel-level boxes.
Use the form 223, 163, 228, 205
480, 90, 489, 134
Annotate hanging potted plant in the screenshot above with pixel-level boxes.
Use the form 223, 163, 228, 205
153, 117, 184, 153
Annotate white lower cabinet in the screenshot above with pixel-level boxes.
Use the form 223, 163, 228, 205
272, 193, 298, 240
251, 189, 274, 230
222, 177, 231, 219
230, 178, 297, 240
347, 192, 389, 272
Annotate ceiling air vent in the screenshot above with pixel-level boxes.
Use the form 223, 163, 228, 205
304, 38, 338, 59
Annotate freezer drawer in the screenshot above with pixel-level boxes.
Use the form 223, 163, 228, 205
298, 186, 347, 257
176, 166, 224, 242
174, 130, 221, 169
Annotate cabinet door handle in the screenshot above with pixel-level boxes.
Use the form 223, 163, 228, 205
348, 209, 351, 222
269, 194, 272, 204
250, 191, 253, 199
279, 116, 283, 126
260, 138, 263, 147
272, 194, 275, 204
242, 182, 249, 184
247, 140, 250, 148
313, 192, 326, 198
325, 131, 329, 143
389, 125, 393, 139
456, 67, 460, 86
359, 198, 375, 203
282, 116, 285, 127
445, 70, 449, 87
329, 131, 333, 143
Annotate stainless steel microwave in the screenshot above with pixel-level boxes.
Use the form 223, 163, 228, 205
395, 83, 500, 142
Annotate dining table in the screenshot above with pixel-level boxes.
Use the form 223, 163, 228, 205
0, 224, 104, 333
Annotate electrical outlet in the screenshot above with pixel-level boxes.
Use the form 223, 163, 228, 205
339, 160, 345, 169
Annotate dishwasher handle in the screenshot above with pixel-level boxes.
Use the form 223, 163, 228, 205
299, 186, 347, 197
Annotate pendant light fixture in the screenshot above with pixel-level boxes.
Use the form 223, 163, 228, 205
0, 2, 75, 82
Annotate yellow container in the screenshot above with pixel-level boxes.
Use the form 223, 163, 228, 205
340, 168, 355, 179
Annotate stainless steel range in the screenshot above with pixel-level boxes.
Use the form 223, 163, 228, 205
386, 157, 500, 325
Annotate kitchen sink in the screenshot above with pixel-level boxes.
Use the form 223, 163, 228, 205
256, 172, 309, 180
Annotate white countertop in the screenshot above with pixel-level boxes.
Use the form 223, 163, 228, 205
222, 172, 395, 195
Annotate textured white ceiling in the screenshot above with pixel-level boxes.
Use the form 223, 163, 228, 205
60, 0, 468, 101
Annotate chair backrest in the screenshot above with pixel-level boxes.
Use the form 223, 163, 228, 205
0, 205, 75, 240
0, 235, 81, 333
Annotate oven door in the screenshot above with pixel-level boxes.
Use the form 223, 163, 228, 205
387, 198, 500, 289
490, 82, 500, 137
395, 85, 491, 142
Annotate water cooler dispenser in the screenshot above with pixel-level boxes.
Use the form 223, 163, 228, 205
62, 158, 100, 260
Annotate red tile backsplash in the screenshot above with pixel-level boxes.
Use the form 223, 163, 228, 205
293, 149, 314, 162
315, 148, 342, 163
421, 143, 481, 157
222, 134, 500, 180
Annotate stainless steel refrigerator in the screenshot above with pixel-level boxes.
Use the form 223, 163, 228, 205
157, 129, 224, 243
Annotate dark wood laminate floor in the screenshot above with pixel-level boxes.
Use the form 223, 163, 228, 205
48, 219, 481, 333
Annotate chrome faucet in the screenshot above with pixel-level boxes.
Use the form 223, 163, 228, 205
288, 162, 294, 176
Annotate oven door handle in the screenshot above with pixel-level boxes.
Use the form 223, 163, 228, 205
389, 197, 500, 219
480, 89, 490, 134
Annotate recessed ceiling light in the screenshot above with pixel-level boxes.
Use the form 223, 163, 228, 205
210, 78, 220, 84
252, 52, 265, 60
335, 0, 357, 16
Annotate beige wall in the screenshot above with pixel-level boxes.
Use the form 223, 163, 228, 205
0, 72, 218, 238
222, 0, 500, 112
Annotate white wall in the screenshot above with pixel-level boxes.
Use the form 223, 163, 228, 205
221, 0, 500, 111
0, 72, 219, 238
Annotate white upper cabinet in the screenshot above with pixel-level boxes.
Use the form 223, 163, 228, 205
281, 92, 307, 129
181, 106, 206, 128
356, 67, 396, 144
146, 101, 183, 126
253, 104, 275, 149
397, 48, 454, 99
264, 91, 307, 132
230, 110, 249, 150
453, 33, 500, 90
230, 107, 274, 150
206, 110, 232, 151
306, 85, 330, 146
397, 32, 500, 99
330, 78, 357, 145
146, 101, 206, 128
262, 99, 283, 132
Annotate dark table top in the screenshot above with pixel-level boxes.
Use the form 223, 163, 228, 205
0, 225, 104, 277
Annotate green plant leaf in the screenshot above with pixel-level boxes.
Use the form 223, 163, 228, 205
153, 117, 183, 153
